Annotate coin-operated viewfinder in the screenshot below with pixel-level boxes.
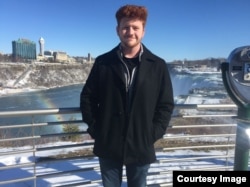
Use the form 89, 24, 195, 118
221, 46, 250, 170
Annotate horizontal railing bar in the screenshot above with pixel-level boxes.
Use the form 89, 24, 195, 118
170, 124, 237, 128
0, 135, 41, 142
163, 144, 235, 151
163, 133, 236, 139
156, 166, 234, 173
197, 104, 237, 109
152, 165, 233, 175
0, 149, 35, 156
0, 105, 237, 118
36, 166, 100, 178
160, 184, 172, 187
148, 180, 172, 186
0, 107, 80, 117
183, 114, 237, 118
53, 180, 103, 187
53, 180, 92, 187
0, 130, 235, 143
0, 120, 84, 129
155, 184, 172, 187
159, 165, 235, 173
36, 155, 96, 164
0, 176, 35, 185
0, 131, 89, 142
40, 131, 87, 138
0, 124, 43, 129
0, 162, 35, 170
148, 182, 172, 187
174, 104, 237, 109
148, 171, 172, 176
36, 142, 94, 152
158, 154, 234, 163
190, 165, 234, 171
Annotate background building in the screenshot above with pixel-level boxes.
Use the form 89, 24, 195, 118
53, 51, 68, 63
12, 38, 36, 60
39, 37, 45, 56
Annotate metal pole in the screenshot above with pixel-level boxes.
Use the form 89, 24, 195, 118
234, 119, 250, 170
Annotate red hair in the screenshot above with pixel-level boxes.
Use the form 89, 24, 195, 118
115, 4, 148, 27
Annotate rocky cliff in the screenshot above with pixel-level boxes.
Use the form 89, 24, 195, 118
0, 62, 93, 89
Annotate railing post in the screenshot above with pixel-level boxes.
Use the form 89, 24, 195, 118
31, 115, 37, 187
233, 118, 250, 170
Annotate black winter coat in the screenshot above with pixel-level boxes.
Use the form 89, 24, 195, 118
80, 44, 174, 165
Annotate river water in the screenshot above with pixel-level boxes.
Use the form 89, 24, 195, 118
0, 84, 84, 111
0, 84, 85, 135
0, 71, 224, 111
0, 71, 225, 135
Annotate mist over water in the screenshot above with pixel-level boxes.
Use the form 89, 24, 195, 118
170, 71, 224, 98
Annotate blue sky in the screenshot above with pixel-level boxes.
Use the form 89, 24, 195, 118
0, 0, 250, 62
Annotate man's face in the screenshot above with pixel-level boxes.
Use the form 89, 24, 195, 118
116, 18, 145, 49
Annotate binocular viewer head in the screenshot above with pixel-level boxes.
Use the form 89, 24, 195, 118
228, 46, 250, 83
222, 46, 250, 106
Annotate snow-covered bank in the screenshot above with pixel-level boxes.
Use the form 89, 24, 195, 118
0, 62, 92, 92
0, 141, 235, 187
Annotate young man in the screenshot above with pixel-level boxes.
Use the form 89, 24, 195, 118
80, 4, 174, 187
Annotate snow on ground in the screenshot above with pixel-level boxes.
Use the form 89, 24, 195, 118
0, 141, 235, 187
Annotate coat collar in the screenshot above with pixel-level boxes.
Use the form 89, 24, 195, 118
118, 43, 144, 62
110, 43, 155, 86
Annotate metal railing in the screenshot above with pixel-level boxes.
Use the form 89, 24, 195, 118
0, 104, 246, 186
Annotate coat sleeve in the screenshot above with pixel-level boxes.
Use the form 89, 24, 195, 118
153, 63, 174, 142
80, 61, 99, 139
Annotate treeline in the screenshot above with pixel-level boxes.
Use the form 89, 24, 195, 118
0, 53, 33, 63
168, 57, 226, 69
169, 57, 226, 66
0, 54, 12, 62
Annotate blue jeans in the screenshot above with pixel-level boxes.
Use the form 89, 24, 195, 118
99, 157, 150, 187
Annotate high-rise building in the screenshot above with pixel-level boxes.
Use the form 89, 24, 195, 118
12, 38, 36, 60
39, 37, 45, 56
87, 53, 91, 62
